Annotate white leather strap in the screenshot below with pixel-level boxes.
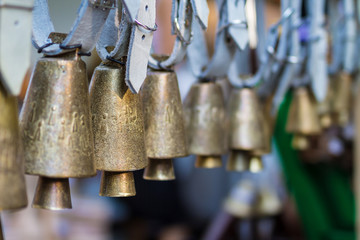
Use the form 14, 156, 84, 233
190, 0, 208, 29
0, 0, 34, 96
125, 0, 156, 93
148, 0, 193, 71
343, 0, 357, 74
32, 0, 114, 56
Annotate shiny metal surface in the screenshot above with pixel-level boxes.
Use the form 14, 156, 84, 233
143, 158, 175, 181
99, 171, 136, 197
32, 177, 72, 210
195, 155, 222, 168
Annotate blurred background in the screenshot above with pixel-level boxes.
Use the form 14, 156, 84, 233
3, 0, 355, 239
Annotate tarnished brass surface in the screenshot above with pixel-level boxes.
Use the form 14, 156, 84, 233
292, 134, 309, 150
32, 177, 72, 210
141, 71, 187, 159
228, 88, 268, 152
286, 87, 321, 135
143, 158, 175, 181
333, 72, 352, 126
249, 156, 263, 173
215, 78, 232, 103
183, 82, 226, 159
89, 64, 147, 171
99, 171, 136, 197
20, 53, 95, 178
226, 150, 250, 172
195, 156, 222, 168
0, 84, 27, 210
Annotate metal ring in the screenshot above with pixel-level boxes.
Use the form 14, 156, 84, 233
174, 17, 192, 45
134, 19, 158, 34
216, 20, 248, 34
37, 42, 55, 53
106, 56, 125, 65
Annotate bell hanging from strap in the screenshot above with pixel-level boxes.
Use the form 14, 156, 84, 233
0, 83, 27, 211
332, 72, 352, 127
286, 86, 321, 150
226, 88, 269, 172
89, 62, 147, 197
183, 81, 227, 168
141, 70, 188, 180
20, 50, 95, 210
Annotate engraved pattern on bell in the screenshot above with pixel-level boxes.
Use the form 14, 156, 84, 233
183, 82, 227, 157
0, 83, 28, 210
89, 64, 147, 171
141, 71, 187, 159
19, 54, 95, 178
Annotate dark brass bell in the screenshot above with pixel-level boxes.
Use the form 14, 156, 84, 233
141, 70, 188, 180
19, 51, 95, 210
0, 83, 27, 210
286, 87, 321, 150
143, 159, 175, 181
332, 72, 352, 126
32, 177, 71, 210
183, 82, 226, 168
226, 150, 250, 172
89, 63, 147, 196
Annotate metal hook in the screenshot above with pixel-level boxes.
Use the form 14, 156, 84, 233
134, 19, 158, 34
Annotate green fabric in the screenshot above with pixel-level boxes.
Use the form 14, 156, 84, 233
273, 91, 355, 240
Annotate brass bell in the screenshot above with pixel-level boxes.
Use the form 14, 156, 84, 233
226, 88, 269, 172
89, 63, 147, 196
20, 51, 96, 210
141, 70, 187, 180
286, 86, 321, 150
183, 81, 226, 168
0, 83, 27, 210
332, 72, 352, 126
226, 150, 250, 172
318, 76, 335, 129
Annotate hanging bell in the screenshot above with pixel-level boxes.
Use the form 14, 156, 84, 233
20, 50, 95, 210
141, 70, 187, 180
226, 150, 250, 172
226, 88, 269, 172
332, 72, 352, 126
286, 86, 321, 150
183, 81, 226, 168
318, 76, 335, 129
0, 83, 27, 210
89, 63, 147, 197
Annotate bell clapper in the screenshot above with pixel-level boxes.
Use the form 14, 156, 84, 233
99, 171, 136, 197
143, 158, 175, 181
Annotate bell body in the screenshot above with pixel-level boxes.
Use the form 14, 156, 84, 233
333, 72, 352, 126
228, 88, 268, 152
183, 82, 226, 161
89, 64, 147, 171
0, 84, 27, 210
141, 71, 187, 159
20, 53, 95, 178
286, 87, 321, 135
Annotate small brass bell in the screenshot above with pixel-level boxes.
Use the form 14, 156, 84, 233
332, 72, 352, 126
89, 63, 147, 196
226, 150, 250, 172
183, 82, 226, 168
141, 70, 187, 180
0, 83, 27, 210
286, 87, 321, 150
20, 51, 95, 210
226, 88, 269, 172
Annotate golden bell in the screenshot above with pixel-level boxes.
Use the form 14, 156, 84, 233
318, 76, 335, 128
19, 51, 95, 210
89, 63, 147, 196
143, 158, 175, 181
286, 87, 321, 150
141, 70, 187, 180
226, 150, 250, 172
227, 88, 269, 152
183, 82, 226, 168
332, 72, 352, 126
215, 78, 232, 104
32, 177, 72, 210
0, 83, 27, 210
